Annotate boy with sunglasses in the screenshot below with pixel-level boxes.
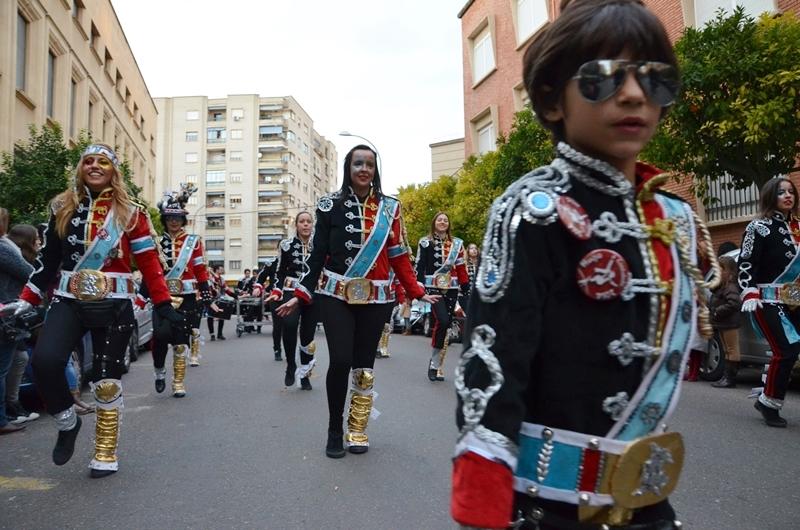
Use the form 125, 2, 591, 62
452, 1, 718, 528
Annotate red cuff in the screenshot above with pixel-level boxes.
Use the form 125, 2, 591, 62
742, 290, 759, 301
20, 287, 41, 306
451, 451, 514, 529
294, 284, 312, 304
271, 288, 283, 299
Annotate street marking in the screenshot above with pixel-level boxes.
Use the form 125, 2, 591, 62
0, 476, 57, 491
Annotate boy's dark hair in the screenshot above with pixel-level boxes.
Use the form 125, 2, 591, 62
758, 177, 799, 219
522, 0, 678, 142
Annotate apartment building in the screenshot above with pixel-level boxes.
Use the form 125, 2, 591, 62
155, 95, 337, 279
1, 0, 158, 202
430, 137, 466, 181
458, 0, 798, 247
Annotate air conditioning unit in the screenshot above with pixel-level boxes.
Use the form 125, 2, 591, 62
230, 204, 237, 209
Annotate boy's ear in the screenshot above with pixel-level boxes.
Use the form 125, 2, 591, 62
540, 85, 564, 123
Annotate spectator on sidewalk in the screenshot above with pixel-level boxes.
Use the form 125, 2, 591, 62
0, 209, 34, 434
710, 255, 743, 388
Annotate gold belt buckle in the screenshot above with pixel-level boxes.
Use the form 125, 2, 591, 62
433, 272, 452, 290
610, 432, 684, 511
167, 279, 184, 295
344, 278, 372, 304
780, 283, 800, 308
69, 270, 110, 301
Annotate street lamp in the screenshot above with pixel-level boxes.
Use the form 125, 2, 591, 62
339, 131, 382, 175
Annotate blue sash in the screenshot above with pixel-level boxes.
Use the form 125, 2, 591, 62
608, 194, 696, 441
75, 209, 125, 271
166, 234, 199, 280
435, 237, 463, 275
345, 197, 398, 278
774, 246, 800, 284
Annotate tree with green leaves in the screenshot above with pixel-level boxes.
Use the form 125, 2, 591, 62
643, 8, 800, 201
0, 124, 149, 225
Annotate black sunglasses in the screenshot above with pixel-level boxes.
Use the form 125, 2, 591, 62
573, 60, 680, 107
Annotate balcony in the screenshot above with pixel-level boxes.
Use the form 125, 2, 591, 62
705, 176, 759, 224
258, 140, 288, 152
258, 202, 284, 213
206, 193, 225, 210
207, 153, 226, 165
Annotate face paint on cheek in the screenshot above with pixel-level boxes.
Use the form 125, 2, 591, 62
96, 158, 113, 169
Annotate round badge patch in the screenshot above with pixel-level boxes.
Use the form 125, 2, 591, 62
527, 191, 555, 218
556, 196, 592, 240
98, 228, 110, 240
576, 249, 631, 300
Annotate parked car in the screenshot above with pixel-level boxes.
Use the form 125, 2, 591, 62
130, 301, 154, 362
392, 299, 427, 334
700, 249, 799, 381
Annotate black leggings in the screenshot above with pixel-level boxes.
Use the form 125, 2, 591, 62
280, 292, 318, 373
153, 295, 197, 369
270, 300, 283, 352
207, 317, 224, 337
318, 296, 393, 432
31, 297, 135, 415
752, 304, 800, 402
431, 289, 458, 349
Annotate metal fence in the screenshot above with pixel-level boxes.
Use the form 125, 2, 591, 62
705, 175, 759, 222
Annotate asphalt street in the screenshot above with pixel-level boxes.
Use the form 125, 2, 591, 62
1, 324, 799, 530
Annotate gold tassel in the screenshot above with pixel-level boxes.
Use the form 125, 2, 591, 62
697, 299, 713, 340
436, 327, 452, 380
378, 324, 391, 357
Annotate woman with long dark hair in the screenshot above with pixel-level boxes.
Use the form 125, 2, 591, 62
739, 177, 800, 427
10, 144, 184, 478
277, 145, 440, 458
416, 212, 470, 381
267, 211, 318, 390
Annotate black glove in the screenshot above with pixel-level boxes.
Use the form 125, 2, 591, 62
154, 302, 188, 342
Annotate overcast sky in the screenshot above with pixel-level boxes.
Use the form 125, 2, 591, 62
112, 0, 467, 194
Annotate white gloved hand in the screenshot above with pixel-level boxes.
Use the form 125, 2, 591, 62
741, 297, 762, 312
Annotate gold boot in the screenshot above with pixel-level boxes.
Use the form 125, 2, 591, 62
90, 378, 122, 478
189, 328, 201, 366
172, 344, 188, 397
436, 329, 451, 381
377, 323, 391, 358
345, 368, 374, 454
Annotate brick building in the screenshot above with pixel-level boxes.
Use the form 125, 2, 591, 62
458, 0, 799, 250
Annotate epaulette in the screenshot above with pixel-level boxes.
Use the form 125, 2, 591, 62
418, 236, 431, 248
280, 238, 292, 252
317, 193, 338, 213
477, 163, 570, 303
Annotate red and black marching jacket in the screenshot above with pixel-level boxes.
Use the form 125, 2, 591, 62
20, 188, 171, 307
158, 230, 212, 300
415, 235, 470, 296
296, 188, 424, 304
453, 151, 691, 528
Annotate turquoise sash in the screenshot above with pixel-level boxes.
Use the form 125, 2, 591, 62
75, 209, 124, 271
435, 237, 463, 275
345, 197, 398, 278
166, 234, 199, 280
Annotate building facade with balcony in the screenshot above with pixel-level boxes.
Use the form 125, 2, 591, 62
154, 94, 337, 280
458, 0, 799, 248
430, 137, 466, 181
1, 0, 159, 202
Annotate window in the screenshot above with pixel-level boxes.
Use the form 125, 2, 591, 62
231, 108, 244, 120
230, 129, 243, 140
472, 27, 495, 82
88, 99, 94, 131
516, 0, 548, 44
229, 216, 242, 227
208, 127, 226, 143
259, 125, 283, 140
206, 216, 225, 229
230, 172, 243, 183
230, 195, 242, 207
477, 122, 496, 155
90, 22, 100, 52
185, 152, 198, 163
230, 151, 243, 161
186, 110, 199, 121
187, 196, 198, 205
206, 170, 226, 185
185, 131, 198, 142
206, 239, 225, 251
72, 0, 85, 20
287, 130, 296, 142
70, 78, 78, 137
46, 51, 56, 117
229, 238, 242, 247
16, 13, 28, 91
229, 260, 242, 271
